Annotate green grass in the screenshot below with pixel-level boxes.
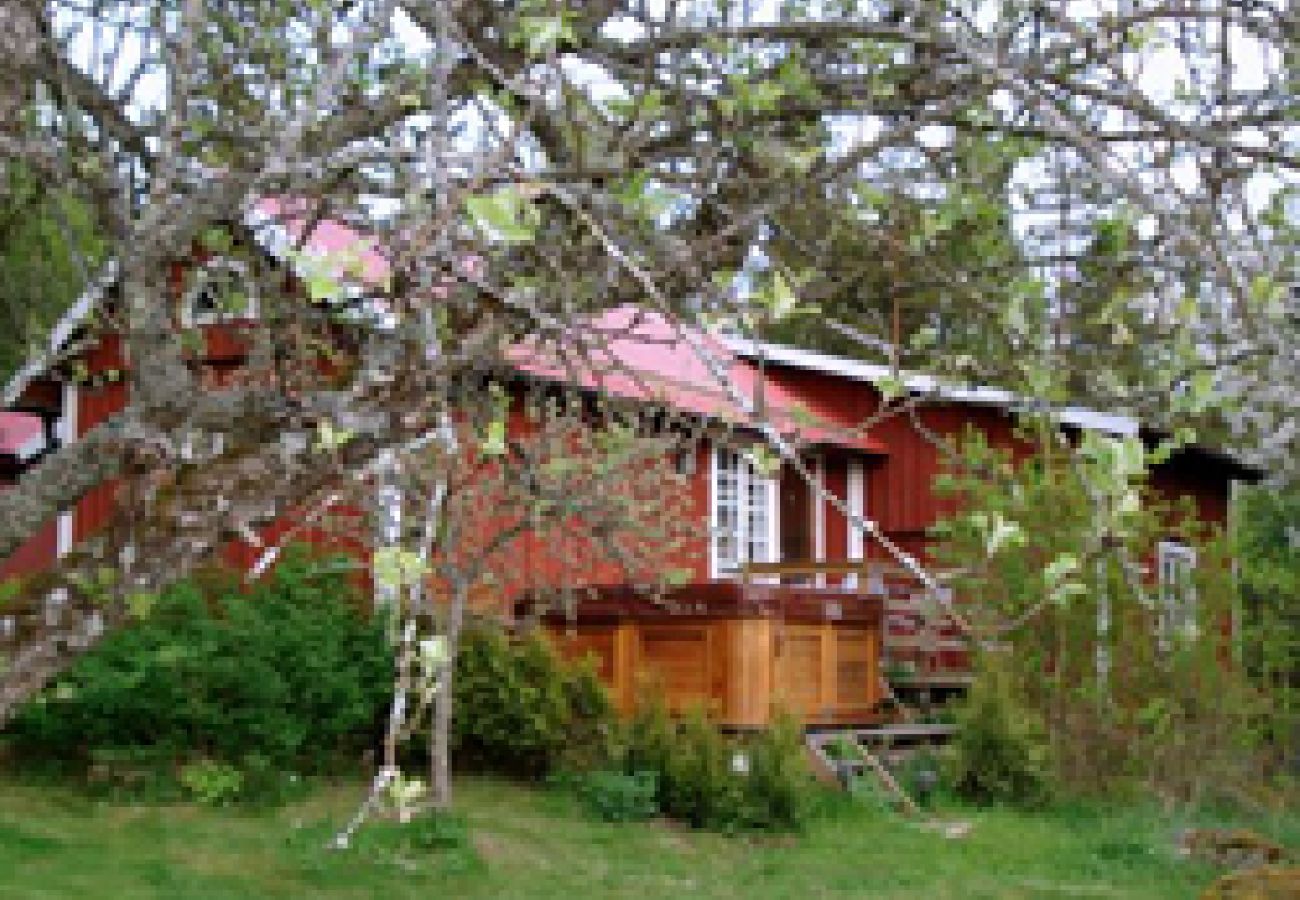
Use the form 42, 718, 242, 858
0, 776, 1293, 899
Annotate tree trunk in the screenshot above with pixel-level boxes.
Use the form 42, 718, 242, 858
430, 576, 469, 810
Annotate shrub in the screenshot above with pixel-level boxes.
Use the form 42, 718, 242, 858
556, 655, 618, 772
741, 712, 811, 830
4, 550, 392, 790
945, 662, 1053, 808
622, 687, 678, 780
576, 770, 659, 822
448, 625, 616, 779
615, 699, 814, 832
179, 760, 244, 806
659, 707, 748, 829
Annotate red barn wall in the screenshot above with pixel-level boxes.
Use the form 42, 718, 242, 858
0, 496, 57, 579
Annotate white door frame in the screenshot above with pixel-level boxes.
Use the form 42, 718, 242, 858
56, 381, 78, 558
845, 458, 866, 588
811, 455, 826, 587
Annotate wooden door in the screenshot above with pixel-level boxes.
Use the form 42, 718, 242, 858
779, 463, 812, 574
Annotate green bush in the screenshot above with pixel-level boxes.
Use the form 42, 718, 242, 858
616, 700, 814, 832
576, 770, 659, 822
659, 707, 748, 829
448, 626, 616, 779
945, 663, 1053, 808
179, 760, 244, 807
742, 712, 811, 830
5, 550, 392, 788
556, 655, 618, 772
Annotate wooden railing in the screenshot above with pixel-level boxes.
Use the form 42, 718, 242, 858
742, 559, 976, 681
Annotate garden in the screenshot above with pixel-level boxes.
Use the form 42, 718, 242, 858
1, 554, 1295, 898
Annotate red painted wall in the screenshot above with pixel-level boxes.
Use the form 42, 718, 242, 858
0, 487, 57, 579
2, 313, 1241, 656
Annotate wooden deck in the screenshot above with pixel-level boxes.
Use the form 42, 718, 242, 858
521, 557, 977, 728
522, 580, 889, 728
524, 579, 887, 728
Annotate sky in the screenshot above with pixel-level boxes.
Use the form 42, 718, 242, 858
59, 1, 1294, 253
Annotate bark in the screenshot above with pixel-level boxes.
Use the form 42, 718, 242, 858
0, 386, 289, 560
0, 389, 430, 726
430, 576, 470, 811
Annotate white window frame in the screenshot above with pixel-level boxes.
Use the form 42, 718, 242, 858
811, 456, 826, 587
845, 459, 866, 588
180, 258, 259, 327
709, 444, 779, 579
56, 381, 78, 558
1157, 540, 1197, 650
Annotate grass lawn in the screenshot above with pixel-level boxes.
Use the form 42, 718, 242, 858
0, 775, 1294, 899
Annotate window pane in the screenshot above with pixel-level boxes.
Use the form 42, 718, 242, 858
746, 467, 771, 563
714, 450, 741, 572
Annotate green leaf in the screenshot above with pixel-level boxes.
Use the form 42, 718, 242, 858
746, 444, 781, 478
464, 188, 539, 244
910, 325, 939, 351
983, 513, 1025, 556
515, 16, 574, 57
664, 568, 693, 587
125, 591, 157, 620
306, 271, 341, 303
314, 420, 356, 453
874, 372, 907, 403
420, 635, 450, 669
1043, 554, 1079, 586
0, 578, 20, 609
769, 271, 797, 320
373, 548, 429, 590
199, 227, 233, 254
481, 419, 508, 457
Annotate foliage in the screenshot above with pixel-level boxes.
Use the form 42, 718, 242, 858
447, 625, 615, 780
1235, 483, 1300, 770
555, 654, 619, 773
575, 770, 659, 823
179, 760, 245, 807
3, 550, 391, 792
945, 663, 1053, 808
740, 712, 812, 830
657, 707, 749, 829
0, 164, 106, 381
930, 430, 1267, 801
614, 698, 813, 832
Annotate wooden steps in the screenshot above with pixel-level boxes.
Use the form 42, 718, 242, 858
805, 723, 956, 791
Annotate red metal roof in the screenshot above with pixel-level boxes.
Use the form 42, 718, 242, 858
0, 412, 46, 460
243, 206, 878, 454
509, 306, 887, 453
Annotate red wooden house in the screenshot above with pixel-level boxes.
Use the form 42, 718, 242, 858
0, 210, 1261, 727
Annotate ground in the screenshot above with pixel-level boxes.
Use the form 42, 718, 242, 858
0, 776, 1294, 899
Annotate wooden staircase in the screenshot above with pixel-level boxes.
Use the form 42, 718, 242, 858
742, 559, 977, 699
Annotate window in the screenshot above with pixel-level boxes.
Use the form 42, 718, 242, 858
845, 459, 867, 588
710, 446, 777, 578
181, 259, 257, 327
1157, 540, 1197, 649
